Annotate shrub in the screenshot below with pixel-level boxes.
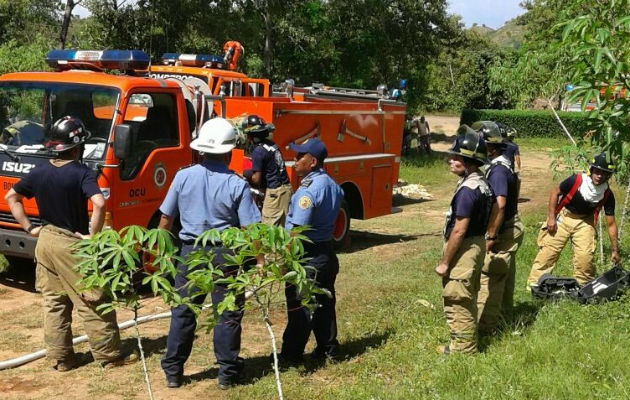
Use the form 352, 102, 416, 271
460, 109, 592, 138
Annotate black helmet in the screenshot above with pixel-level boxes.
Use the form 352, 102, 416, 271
45, 116, 91, 152
590, 152, 615, 173
472, 120, 504, 145
242, 114, 274, 138
450, 125, 488, 164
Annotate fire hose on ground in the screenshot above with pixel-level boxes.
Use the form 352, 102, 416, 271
0, 289, 256, 371
0, 310, 173, 371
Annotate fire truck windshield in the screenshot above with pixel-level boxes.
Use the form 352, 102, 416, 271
0, 82, 119, 160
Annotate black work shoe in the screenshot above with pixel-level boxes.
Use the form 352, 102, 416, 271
217, 381, 234, 391
310, 350, 340, 363
54, 358, 77, 372
166, 374, 184, 389
274, 352, 303, 366
101, 350, 139, 369
217, 376, 242, 390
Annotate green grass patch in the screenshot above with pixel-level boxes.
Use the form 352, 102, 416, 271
399, 151, 454, 187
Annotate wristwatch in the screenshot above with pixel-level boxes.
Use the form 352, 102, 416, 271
26, 225, 35, 233
485, 233, 497, 241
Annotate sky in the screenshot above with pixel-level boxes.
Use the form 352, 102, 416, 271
76, 1, 527, 30
448, 0, 526, 29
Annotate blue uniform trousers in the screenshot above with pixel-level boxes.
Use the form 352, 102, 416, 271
281, 240, 339, 358
161, 244, 244, 383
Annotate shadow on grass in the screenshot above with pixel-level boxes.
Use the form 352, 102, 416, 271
431, 132, 455, 144
185, 330, 393, 385
339, 230, 420, 254
480, 300, 543, 351
0, 256, 36, 293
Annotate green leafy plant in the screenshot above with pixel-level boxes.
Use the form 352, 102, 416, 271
183, 223, 325, 400
74, 226, 183, 400
74, 223, 324, 400
560, 0, 630, 183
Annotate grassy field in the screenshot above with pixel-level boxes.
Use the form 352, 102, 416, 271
0, 138, 628, 400
230, 148, 630, 399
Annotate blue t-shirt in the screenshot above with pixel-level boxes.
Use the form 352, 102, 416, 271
160, 159, 261, 241
13, 160, 101, 234
285, 169, 344, 242
250, 141, 290, 189
444, 186, 492, 239
486, 163, 518, 226
504, 142, 520, 168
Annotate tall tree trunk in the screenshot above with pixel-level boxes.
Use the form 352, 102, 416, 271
263, 1, 273, 78
60, 0, 81, 49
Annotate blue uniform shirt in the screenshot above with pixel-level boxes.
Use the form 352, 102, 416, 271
160, 159, 261, 241
251, 140, 290, 189
285, 168, 344, 242
504, 142, 520, 168
486, 162, 518, 224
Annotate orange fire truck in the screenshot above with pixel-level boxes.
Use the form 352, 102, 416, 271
0, 46, 405, 260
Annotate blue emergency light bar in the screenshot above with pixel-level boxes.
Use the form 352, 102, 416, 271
46, 49, 150, 71
160, 53, 225, 69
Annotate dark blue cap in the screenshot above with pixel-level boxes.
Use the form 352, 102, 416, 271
289, 138, 328, 161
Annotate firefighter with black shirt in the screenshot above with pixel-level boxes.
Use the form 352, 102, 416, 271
473, 121, 524, 335
242, 115, 292, 226
4, 116, 136, 371
435, 126, 495, 354
527, 153, 619, 288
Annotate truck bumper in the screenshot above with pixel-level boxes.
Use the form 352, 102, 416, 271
0, 228, 37, 259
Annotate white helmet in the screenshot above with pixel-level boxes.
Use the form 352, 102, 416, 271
190, 118, 236, 154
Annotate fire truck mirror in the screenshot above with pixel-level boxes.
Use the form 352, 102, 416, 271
114, 124, 132, 160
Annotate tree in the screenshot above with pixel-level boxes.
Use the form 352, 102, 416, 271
59, 0, 83, 48
560, 0, 630, 180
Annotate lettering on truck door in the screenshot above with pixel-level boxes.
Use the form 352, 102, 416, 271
114, 91, 189, 229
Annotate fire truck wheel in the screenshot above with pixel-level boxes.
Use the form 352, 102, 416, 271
332, 200, 351, 250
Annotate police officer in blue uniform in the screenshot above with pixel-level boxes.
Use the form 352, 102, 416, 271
158, 118, 261, 389
281, 138, 344, 361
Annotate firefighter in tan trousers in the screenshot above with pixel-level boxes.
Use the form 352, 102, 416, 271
435, 127, 495, 354
5, 117, 136, 371
473, 121, 524, 335
242, 115, 292, 226
527, 152, 620, 288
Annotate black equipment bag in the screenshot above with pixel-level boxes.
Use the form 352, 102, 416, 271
531, 274, 580, 301
531, 266, 630, 303
577, 266, 630, 304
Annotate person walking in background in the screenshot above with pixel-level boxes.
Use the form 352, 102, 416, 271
435, 126, 494, 354
417, 116, 432, 154
159, 118, 262, 390
527, 152, 619, 289
281, 138, 344, 362
473, 121, 524, 336
5, 116, 137, 371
